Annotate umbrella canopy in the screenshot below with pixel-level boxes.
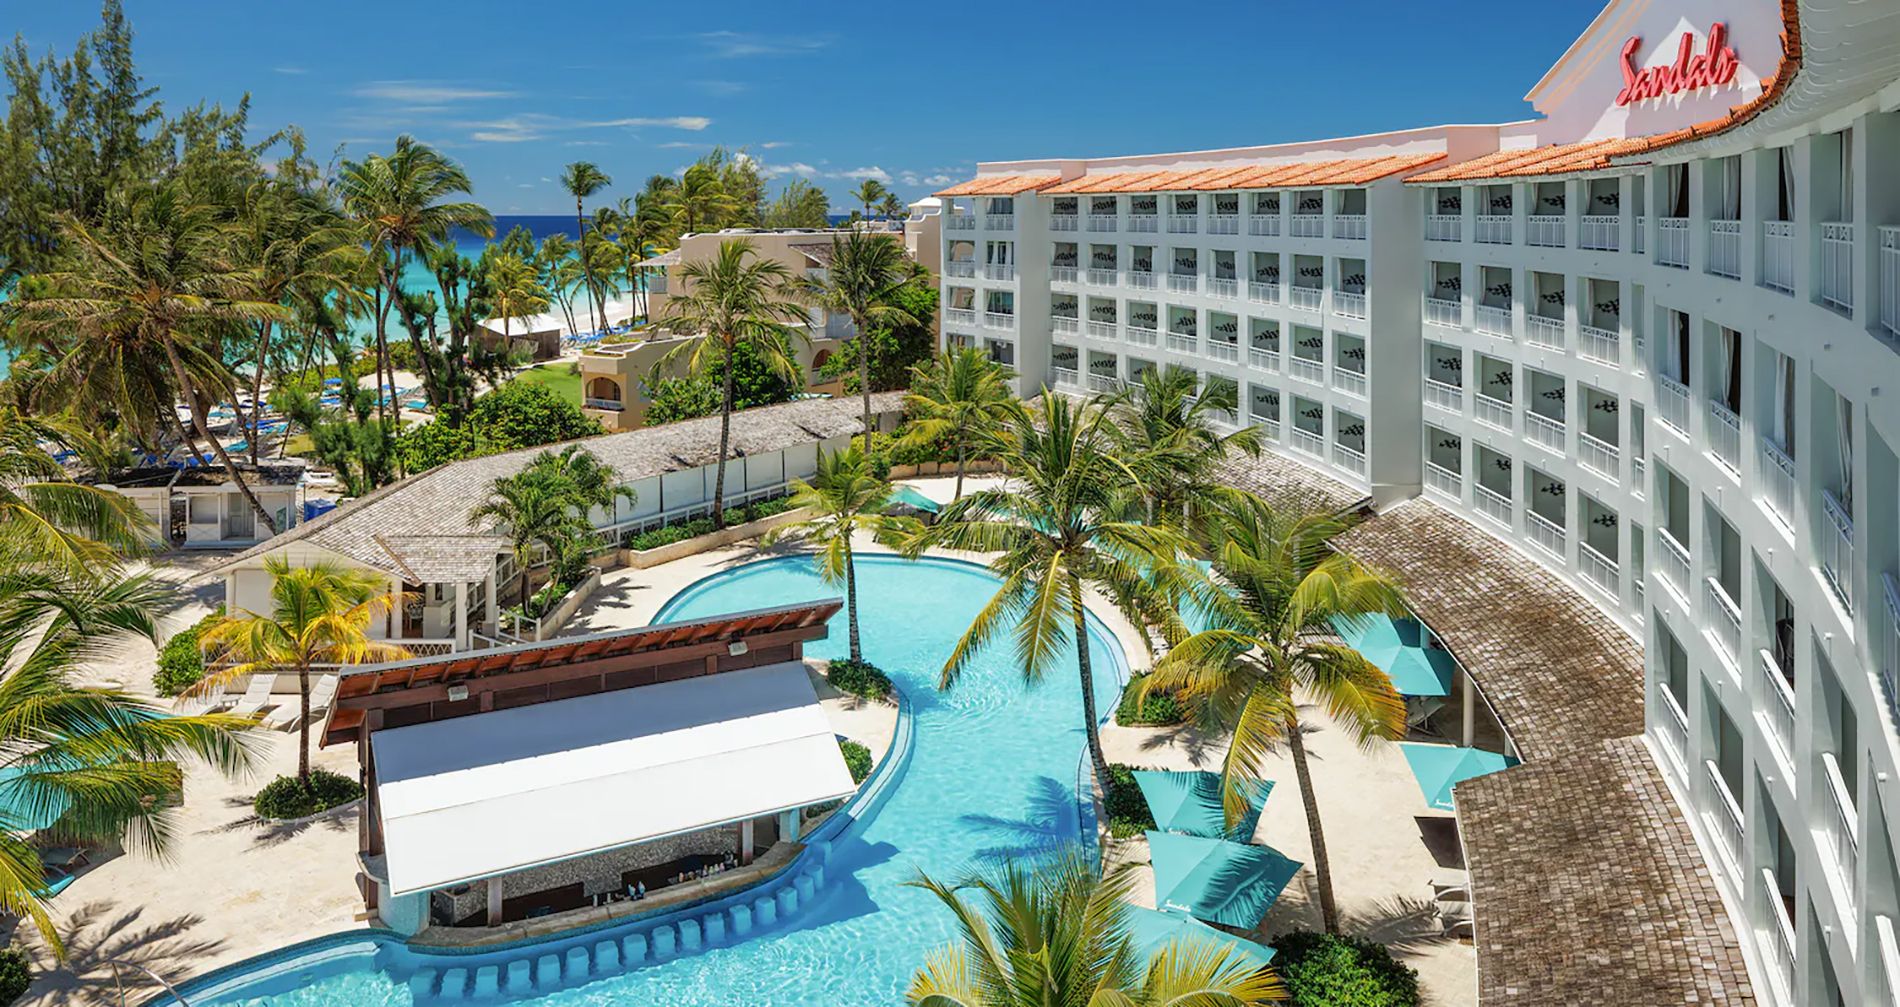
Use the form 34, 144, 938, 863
1333, 614, 1456, 697
1399, 742, 1516, 811
1147, 831, 1302, 930
1132, 769, 1272, 842
1124, 905, 1276, 968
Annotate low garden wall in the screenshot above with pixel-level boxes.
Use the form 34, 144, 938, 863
886, 460, 1002, 479
532, 568, 602, 640
619, 507, 814, 570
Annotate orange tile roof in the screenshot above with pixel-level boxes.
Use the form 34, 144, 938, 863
1037, 153, 1445, 195
1411, 0, 1802, 183
932, 173, 1063, 197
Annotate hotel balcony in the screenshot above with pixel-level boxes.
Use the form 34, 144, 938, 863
983, 310, 1016, 330
1703, 577, 1741, 668
1333, 366, 1367, 398
1086, 320, 1119, 340
1289, 425, 1325, 459
1759, 649, 1796, 775
945, 260, 976, 278
1526, 215, 1565, 248
1333, 214, 1367, 240
1086, 267, 1119, 287
1125, 324, 1159, 347
1248, 347, 1280, 372
1128, 212, 1159, 233
1474, 304, 1514, 339
1288, 286, 1323, 313
1761, 220, 1796, 294
583, 396, 624, 412
1248, 281, 1280, 305
1820, 222, 1854, 312
1578, 542, 1619, 598
1526, 509, 1565, 560
945, 307, 977, 327
1474, 214, 1512, 245
1249, 215, 1281, 237
1708, 220, 1742, 280
1127, 269, 1158, 290
1525, 313, 1565, 351
1251, 412, 1281, 442
1474, 482, 1512, 529
1578, 323, 1619, 365
1706, 400, 1741, 476
1424, 296, 1460, 328
1579, 214, 1619, 251
1425, 214, 1461, 242
1209, 213, 1240, 235
1167, 214, 1198, 234
1656, 217, 1689, 268
1524, 409, 1565, 454
1289, 214, 1325, 239
1821, 489, 1854, 612
1051, 365, 1079, 388
1051, 315, 1079, 335
1474, 393, 1513, 433
1167, 273, 1199, 294
1424, 460, 1461, 502
1333, 290, 1367, 319
1821, 752, 1860, 917
985, 213, 1015, 231
1656, 375, 1691, 435
1050, 265, 1078, 284
984, 263, 1017, 282
1209, 277, 1239, 300
1882, 574, 1900, 722
1425, 378, 1463, 413
1087, 372, 1122, 394
1165, 330, 1198, 354
1880, 226, 1900, 342
1655, 682, 1689, 774
1207, 340, 1239, 363
1657, 529, 1692, 601
1758, 438, 1795, 530
946, 213, 976, 231
1050, 213, 1078, 232
1288, 356, 1325, 386
1579, 431, 1619, 481
1333, 440, 1367, 477
1086, 214, 1118, 233
1760, 869, 1797, 1004
1703, 761, 1744, 880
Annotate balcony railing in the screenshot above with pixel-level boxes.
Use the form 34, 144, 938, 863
1708, 219, 1742, 279
1051, 315, 1079, 334
1525, 313, 1565, 350
1425, 461, 1462, 502
1632, 215, 1647, 253
1333, 441, 1367, 476
1208, 277, 1239, 299
1209, 214, 1240, 235
1125, 324, 1159, 346
1707, 400, 1741, 475
1333, 367, 1366, 398
1657, 374, 1691, 435
1822, 489, 1855, 611
1087, 373, 1122, 394
1474, 483, 1512, 528
1167, 273, 1199, 293
1759, 649, 1796, 774
1167, 214, 1199, 233
1474, 393, 1513, 432
1333, 290, 1367, 319
984, 263, 1016, 281
1051, 365, 1079, 387
1425, 214, 1461, 242
1424, 379, 1463, 413
1207, 341, 1239, 363
1086, 267, 1118, 286
1882, 226, 1900, 343
1527, 509, 1565, 558
1050, 214, 1079, 232
1165, 331, 1197, 353
1760, 869, 1797, 1003
1289, 214, 1324, 238
1822, 751, 1860, 914
1656, 683, 1689, 773
1289, 286, 1323, 312
1289, 426, 1325, 458
1657, 217, 1689, 268
1248, 281, 1280, 304
1248, 347, 1280, 371
1256, 416, 1281, 441
1704, 577, 1742, 667
985, 214, 1015, 230
945, 260, 976, 278
1658, 529, 1691, 599
1579, 430, 1620, 480
946, 214, 977, 231
1579, 542, 1619, 598
1633, 454, 1646, 492
1580, 214, 1619, 251
1526, 215, 1565, 248
583, 396, 625, 411
1878, 915, 1900, 1007
1086, 320, 1119, 340
1333, 214, 1367, 240
1474, 304, 1513, 338
1050, 265, 1078, 284
983, 311, 1016, 330
1128, 214, 1159, 233
1474, 215, 1511, 244
1578, 323, 1619, 365
1760, 220, 1795, 294
1087, 214, 1118, 232
1288, 356, 1325, 385
1820, 221, 1854, 312
1249, 216, 1281, 237
1525, 410, 1565, 453
1759, 438, 1795, 530
1424, 296, 1461, 328
945, 307, 977, 326
1705, 760, 1744, 878
1127, 270, 1158, 290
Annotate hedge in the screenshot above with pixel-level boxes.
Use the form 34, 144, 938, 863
1273, 931, 1421, 1007
154, 606, 224, 697
840, 739, 873, 784
620, 495, 796, 552
1114, 674, 1184, 727
1103, 764, 1157, 839
253, 769, 363, 821
0, 947, 28, 1005
826, 658, 894, 701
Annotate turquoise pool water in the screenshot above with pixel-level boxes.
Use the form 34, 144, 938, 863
185, 554, 1125, 1006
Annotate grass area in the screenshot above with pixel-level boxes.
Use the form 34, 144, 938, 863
506, 361, 584, 405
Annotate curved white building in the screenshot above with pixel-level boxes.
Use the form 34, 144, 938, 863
938, 0, 1900, 1002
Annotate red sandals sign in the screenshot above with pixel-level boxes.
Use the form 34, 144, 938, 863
1615, 22, 1740, 106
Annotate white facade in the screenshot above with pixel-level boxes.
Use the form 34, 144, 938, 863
941, 0, 1900, 1001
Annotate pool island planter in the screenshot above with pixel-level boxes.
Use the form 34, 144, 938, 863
619, 505, 816, 570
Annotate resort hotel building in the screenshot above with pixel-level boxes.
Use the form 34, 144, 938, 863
937, 0, 1900, 1001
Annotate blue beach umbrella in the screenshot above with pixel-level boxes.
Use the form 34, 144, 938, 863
1132, 769, 1272, 841
1333, 614, 1456, 698
1124, 905, 1277, 968
1399, 742, 1516, 811
1146, 831, 1302, 930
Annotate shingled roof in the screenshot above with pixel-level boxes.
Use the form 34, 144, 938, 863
1039, 153, 1446, 195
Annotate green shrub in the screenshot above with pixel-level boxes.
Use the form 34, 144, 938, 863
826, 658, 894, 701
154, 607, 223, 697
1272, 931, 1420, 1007
620, 496, 795, 552
468, 382, 602, 452
253, 769, 364, 821
1103, 764, 1156, 839
1114, 674, 1184, 727
839, 739, 873, 784
0, 946, 30, 1004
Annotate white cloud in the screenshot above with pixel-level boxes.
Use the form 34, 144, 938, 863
563, 139, 609, 147
656, 141, 702, 149
923, 174, 954, 186
759, 140, 792, 149
593, 115, 713, 131
273, 66, 307, 75
697, 31, 831, 58
353, 80, 514, 103
761, 161, 819, 179
899, 172, 921, 187
517, 182, 534, 189
837, 166, 892, 184
467, 116, 549, 143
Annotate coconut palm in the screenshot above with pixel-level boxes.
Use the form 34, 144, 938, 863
762, 446, 916, 663
901, 393, 1190, 785
852, 179, 890, 219
469, 468, 593, 595
806, 229, 923, 454
665, 163, 737, 237
523, 445, 637, 521
198, 558, 408, 786
488, 252, 550, 356
0, 409, 149, 573
660, 240, 810, 529
1143, 494, 1408, 933
900, 349, 1021, 502
560, 162, 613, 333
907, 852, 1284, 1006
0, 571, 261, 955
877, 192, 906, 222
1115, 365, 1261, 529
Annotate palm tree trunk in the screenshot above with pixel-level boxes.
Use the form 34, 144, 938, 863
712, 361, 733, 530
165, 408, 211, 469
857, 311, 875, 454
844, 537, 862, 662
577, 203, 600, 335
297, 664, 312, 784
1072, 597, 1112, 786
372, 270, 393, 431
248, 320, 275, 466
1287, 721, 1340, 932
165, 342, 278, 534
954, 440, 966, 501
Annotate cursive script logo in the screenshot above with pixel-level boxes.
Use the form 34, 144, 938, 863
1616, 23, 1739, 107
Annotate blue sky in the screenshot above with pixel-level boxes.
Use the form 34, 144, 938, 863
16, 0, 1605, 214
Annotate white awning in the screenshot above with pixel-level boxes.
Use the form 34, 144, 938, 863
373, 661, 856, 896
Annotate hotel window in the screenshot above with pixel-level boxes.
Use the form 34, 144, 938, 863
1661, 164, 1689, 218
187, 495, 218, 525
1251, 192, 1279, 215
1771, 147, 1796, 222
1710, 325, 1741, 412
1709, 156, 1741, 221
1662, 310, 1691, 386
1657, 622, 1689, 713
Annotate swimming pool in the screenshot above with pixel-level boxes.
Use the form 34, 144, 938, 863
172, 554, 1127, 1006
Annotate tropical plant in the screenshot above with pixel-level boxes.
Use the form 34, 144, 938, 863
488, 251, 550, 353
763, 178, 830, 229
0, 571, 260, 955
465, 382, 602, 452
0, 409, 149, 573
805, 230, 923, 454
197, 558, 409, 786
813, 266, 938, 394
469, 470, 592, 594
665, 163, 738, 237
1143, 494, 1408, 933
851, 179, 889, 219
659, 240, 810, 529
901, 393, 1189, 784
877, 192, 906, 222
907, 852, 1284, 1006
763, 446, 916, 662
560, 162, 613, 333
1114, 366, 1261, 530
900, 349, 1021, 501
1271, 931, 1419, 1007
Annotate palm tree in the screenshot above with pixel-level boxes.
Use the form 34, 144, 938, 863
0, 409, 149, 573
900, 349, 1021, 502
525, 445, 636, 518
488, 252, 550, 356
664, 163, 737, 237
469, 469, 592, 596
198, 558, 409, 785
902, 394, 1189, 785
1143, 494, 1407, 933
907, 852, 1284, 1006
1115, 366, 1261, 528
852, 179, 889, 219
877, 192, 906, 222
0, 571, 260, 955
805, 230, 922, 454
560, 161, 613, 333
660, 240, 810, 529
762, 446, 915, 663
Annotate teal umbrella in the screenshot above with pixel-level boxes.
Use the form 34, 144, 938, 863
1399, 742, 1516, 811
1147, 831, 1302, 930
1333, 614, 1455, 697
1124, 905, 1276, 968
1132, 770, 1273, 842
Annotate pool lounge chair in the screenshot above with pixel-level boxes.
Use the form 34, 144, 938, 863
263, 675, 338, 732
229, 674, 279, 719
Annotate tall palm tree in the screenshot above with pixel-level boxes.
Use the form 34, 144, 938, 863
560, 162, 613, 333
806, 230, 922, 453
198, 558, 408, 785
1115, 366, 1261, 529
337, 136, 495, 432
902, 394, 1188, 784
900, 349, 1021, 502
469, 469, 593, 596
665, 164, 737, 238
1144, 494, 1408, 933
525, 445, 636, 518
877, 192, 906, 222
0, 409, 149, 573
852, 179, 889, 219
762, 446, 915, 663
488, 252, 550, 356
0, 571, 261, 955
907, 852, 1284, 1006
660, 240, 810, 529
535, 233, 582, 336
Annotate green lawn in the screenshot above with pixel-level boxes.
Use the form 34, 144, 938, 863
506, 361, 584, 404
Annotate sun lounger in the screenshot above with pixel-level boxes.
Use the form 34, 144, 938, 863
1429, 867, 1470, 900
229, 674, 279, 718
263, 675, 338, 731
1437, 899, 1473, 939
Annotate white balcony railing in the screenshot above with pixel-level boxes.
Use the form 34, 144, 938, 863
1633, 454, 1646, 492
946, 214, 976, 231
1474, 394, 1513, 432
1128, 214, 1159, 233
1657, 217, 1689, 268
1288, 356, 1325, 385
1525, 313, 1565, 350
1127, 271, 1158, 290
1580, 214, 1619, 251
1289, 214, 1324, 238
1165, 331, 1197, 353
1526, 215, 1565, 248
1333, 441, 1368, 476
1086, 267, 1118, 286
1208, 277, 1239, 299
1878, 915, 1900, 1007
1820, 221, 1854, 312
1333, 367, 1367, 398
1087, 373, 1122, 394
1289, 426, 1325, 458
1633, 215, 1646, 254
1705, 760, 1744, 878
1579, 430, 1620, 480
1656, 683, 1689, 772
1474, 215, 1511, 244
1474, 483, 1512, 528
1822, 751, 1860, 915
983, 311, 1016, 330
1527, 509, 1566, 559
1704, 577, 1742, 667
1657, 374, 1691, 435
1248, 281, 1280, 304
1882, 226, 1900, 343
1474, 304, 1514, 338
984, 263, 1016, 281
1884, 575, 1900, 733
1051, 366, 1079, 387
1658, 529, 1691, 599
583, 396, 625, 412
1707, 399, 1741, 475
1050, 265, 1078, 284
1167, 273, 1199, 294
1333, 214, 1367, 240
945, 260, 976, 278
1425, 461, 1462, 502
1424, 296, 1461, 328
1248, 347, 1280, 372
1759, 438, 1795, 530
1578, 323, 1619, 365
1209, 214, 1240, 235
1759, 649, 1796, 773
1425, 214, 1461, 242
1761, 869, 1797, 1003
1207, 341, 1239, 363
1425, 379, 1463, 413
1050, 214, 1079, 232
1761, 220, 1795, 294
1257, 417, 1281, 442
1333, 290, 1367, 319
945, 307, 977, 327
1125, 325, 1159, 346
1525, 410, 1565, 453
985, 214, 1015, 231
1579, 542, 1619, 598
1249, 216, 1281, 237
1167, 214, 1198, 234
1051, 315, 1079, 334
1708, 219, 1742, 279
1288, 286, 1323, 312
1822, 489, 1855, 611
1086, 320, 1119, 340
1086, 214, 1118, 232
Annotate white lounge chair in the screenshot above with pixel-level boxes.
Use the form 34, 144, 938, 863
264, 675, 338, 732
229, 674, 279, 719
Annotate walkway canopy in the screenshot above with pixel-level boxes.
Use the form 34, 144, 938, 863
1146, 831, 1301, 930
1131, 770, 1271, 842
